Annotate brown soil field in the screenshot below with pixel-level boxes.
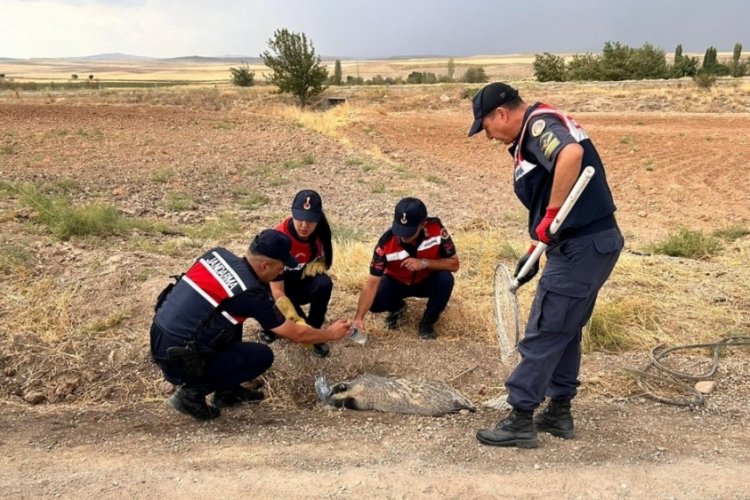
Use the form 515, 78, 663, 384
1, 77, 750, 498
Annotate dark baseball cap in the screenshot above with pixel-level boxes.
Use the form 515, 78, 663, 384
392, 197, 427, 237
467, 82, 520, 137
249, 229, 298, 268
291, 189, 322, 222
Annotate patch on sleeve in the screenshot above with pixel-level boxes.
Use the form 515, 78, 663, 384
539, 131, 561, 159
531, 119, 546, 137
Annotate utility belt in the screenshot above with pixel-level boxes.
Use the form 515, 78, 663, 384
559, 214, 618, 239
151, 323, 206, 378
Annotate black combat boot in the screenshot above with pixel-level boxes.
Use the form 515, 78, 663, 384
212, 385, 264, 409
385, 300, 407, 330
418, 315, 437, 340
312, 343, 331, 358
169, 385, 220, 421
534, 398, 575, 439
476, 407, 538, 448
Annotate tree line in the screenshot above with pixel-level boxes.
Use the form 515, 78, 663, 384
533, 42, 747, 83
229, 28, 488, 107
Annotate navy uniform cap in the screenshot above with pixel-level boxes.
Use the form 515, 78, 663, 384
392, 197, 427, 237
291, 189, 323, 222
468, 82, 519, 137
249, 229, 298, 268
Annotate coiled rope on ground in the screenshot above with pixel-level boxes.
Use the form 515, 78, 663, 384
630, 335, 750, 406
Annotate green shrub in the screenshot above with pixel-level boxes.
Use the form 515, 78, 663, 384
713, 225, 750, 241
185, 213, 242, 240
237, 191, 269, 210
462, 66, 488, 83
693, 72, 717, 89
229, 62, 255, 87
151, 168, 174, 183
164, 192, 196, 211
533, 52, 566, 82
18, 185, 130, 240
648, 228, 723, 259
0, 242, 32, 272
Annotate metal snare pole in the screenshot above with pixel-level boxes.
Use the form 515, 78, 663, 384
510, 166, 596, 293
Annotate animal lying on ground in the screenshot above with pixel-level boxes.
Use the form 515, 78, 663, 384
315, 373, 476, 417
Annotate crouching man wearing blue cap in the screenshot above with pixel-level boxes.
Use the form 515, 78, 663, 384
150, 229, 352, 421
352, 197, 460, 340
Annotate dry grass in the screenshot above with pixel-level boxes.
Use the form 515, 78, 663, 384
2, 79, 749, 408
279, 103, 361, 142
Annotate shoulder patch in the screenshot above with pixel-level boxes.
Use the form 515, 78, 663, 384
531, 119, 546, 137
539, 131, 561, 159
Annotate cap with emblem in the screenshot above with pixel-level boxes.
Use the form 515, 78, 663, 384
392, 197, 428, 237
249, 229, 299, 268
291, 189, 322, 223
467, 82, 520, 137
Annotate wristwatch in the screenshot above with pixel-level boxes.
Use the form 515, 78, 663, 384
420, 259, 428, 269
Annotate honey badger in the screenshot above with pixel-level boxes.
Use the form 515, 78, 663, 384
315, 374, 476, 417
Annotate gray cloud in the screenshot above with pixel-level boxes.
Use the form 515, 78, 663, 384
2, 0, 747, 58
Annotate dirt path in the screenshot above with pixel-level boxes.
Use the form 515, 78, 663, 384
2, 393, 749, 499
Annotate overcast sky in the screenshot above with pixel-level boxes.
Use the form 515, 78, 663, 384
2, 0, 748, 59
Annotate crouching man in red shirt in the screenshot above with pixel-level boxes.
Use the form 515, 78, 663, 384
352, 197, 459, 340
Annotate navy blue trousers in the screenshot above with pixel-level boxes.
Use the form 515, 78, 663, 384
506, 228, 623, 410
370, 271, 455, 321
151, 323, 274, 390
283, 274, 333, 329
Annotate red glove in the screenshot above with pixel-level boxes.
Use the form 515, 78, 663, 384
535, 207, 560, 244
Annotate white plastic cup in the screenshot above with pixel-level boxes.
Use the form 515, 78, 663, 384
349, 326, 367, 345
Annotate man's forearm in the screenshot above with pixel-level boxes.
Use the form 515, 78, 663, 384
549, 144, 583, 207
355, 279, 378, 320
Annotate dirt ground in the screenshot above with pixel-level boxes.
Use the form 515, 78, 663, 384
1, 79, 750, 498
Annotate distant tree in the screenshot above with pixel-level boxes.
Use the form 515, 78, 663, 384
447, 57, 455, 81
674, 44, 683, 64
0, 74, 5, 79
463, 66, 488, 83
88, 74, 94, 81
406, 71, 438, 84
229, 61, 255, 87
600, 41, 632, 80
627, 43, 668, 79
730, 43, 746, 77
260, 28, 328, 108
533, 52, 566, 82
566, 53, 602, 81
71, 74, 78, 80
346, 75, 364, 85
332, 59, 343, 85
701, 46, 730, 76
671, 44, 696, 78
702, 46, 717, 70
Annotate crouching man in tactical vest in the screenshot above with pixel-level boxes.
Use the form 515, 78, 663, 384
150, 229, 352, 420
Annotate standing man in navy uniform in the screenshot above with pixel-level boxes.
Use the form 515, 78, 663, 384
352, 197, 459, 339
150, 229, 351, 421
468, 83, 623, 448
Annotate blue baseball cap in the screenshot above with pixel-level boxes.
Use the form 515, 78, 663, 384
468, 82, 519, 137
392, 197, 427, 237
291, 189, 323, 222
249, 229, 298, 268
